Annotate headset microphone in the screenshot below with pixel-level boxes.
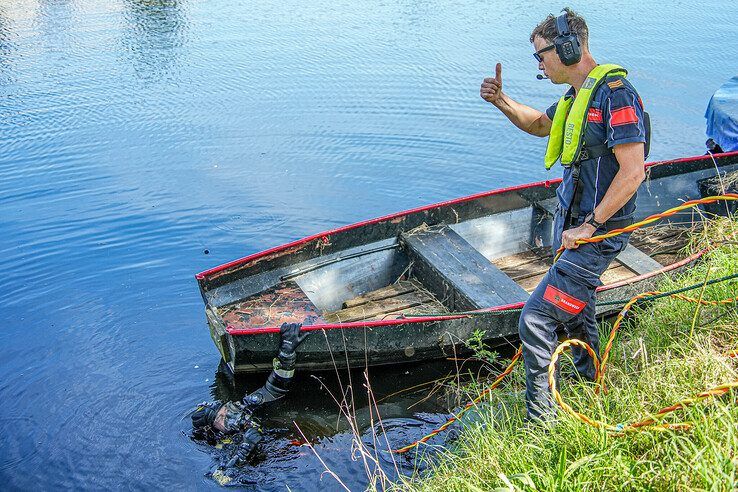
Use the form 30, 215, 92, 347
536, 74, 549, 80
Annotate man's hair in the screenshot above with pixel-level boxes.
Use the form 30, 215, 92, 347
530, 8, 589, 48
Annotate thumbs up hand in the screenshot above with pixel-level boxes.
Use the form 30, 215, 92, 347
480, 63, 504, 104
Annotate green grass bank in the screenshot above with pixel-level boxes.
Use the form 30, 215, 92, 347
400, 218, 738, 491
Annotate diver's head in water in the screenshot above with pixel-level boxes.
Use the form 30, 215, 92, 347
191, 401, 221, 430
191, 400, 255, 434
191, 400, 264, 481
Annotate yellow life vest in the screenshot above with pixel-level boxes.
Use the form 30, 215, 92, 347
544, 64, 628, 169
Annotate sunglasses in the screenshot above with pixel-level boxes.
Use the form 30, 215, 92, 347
533, 44, 555, 62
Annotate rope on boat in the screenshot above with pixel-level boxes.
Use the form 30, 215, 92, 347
552, 193, 738, 262
393, 194, 738, 454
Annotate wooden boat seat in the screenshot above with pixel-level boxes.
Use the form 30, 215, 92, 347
401, 225, 530, 311
615, 243, 664, 275
534, 197, 559, 217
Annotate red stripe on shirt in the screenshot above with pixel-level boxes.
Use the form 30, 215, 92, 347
587, 108, 603, 123
543, 285, 586, 315
610, 106, 639, 126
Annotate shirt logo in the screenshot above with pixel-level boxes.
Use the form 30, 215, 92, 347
587, 108, 603, 123
543, 285, 586, 315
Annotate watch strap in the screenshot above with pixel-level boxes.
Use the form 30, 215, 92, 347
585, 212, 604, 228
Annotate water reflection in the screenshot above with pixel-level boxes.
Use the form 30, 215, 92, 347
119, 0, 187, 82
0, 5, 19, 86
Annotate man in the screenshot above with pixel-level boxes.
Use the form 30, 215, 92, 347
191, 322, 307, 472
480, 8, 649, 421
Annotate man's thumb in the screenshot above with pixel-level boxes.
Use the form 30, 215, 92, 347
495, 62, 502, 82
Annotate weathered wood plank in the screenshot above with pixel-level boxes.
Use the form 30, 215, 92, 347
490, 223, 693, 294
364, 299, 449, 321
324, 290, 435, 323
600, 264, 638, 285
342, 280, 418, 309
616, 243, 665, 275
491, 247, 552, 270
496, 258, 552, 282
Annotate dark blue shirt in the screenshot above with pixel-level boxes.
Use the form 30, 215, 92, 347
545, 75, 648, 223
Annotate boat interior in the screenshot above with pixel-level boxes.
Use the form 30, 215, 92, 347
217, 214, 696, 331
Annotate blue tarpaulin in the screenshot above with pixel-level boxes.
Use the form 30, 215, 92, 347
705, 75, 738, 152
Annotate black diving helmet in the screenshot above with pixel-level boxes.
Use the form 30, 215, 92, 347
191, 401, 255, 434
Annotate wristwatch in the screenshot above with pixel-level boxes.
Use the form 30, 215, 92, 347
584, 212, 604, 229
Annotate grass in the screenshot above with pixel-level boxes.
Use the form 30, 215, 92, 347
396, 216, 738, 492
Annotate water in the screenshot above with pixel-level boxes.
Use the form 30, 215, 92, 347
1, 0, 737, 488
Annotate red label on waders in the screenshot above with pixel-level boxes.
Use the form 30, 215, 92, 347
543, 285, 586, 315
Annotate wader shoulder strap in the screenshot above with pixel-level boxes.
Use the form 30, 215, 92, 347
564, 145, 616, 228
564, 162, 583, 229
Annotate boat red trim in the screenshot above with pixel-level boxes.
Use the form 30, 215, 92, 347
645, 150, 738, 169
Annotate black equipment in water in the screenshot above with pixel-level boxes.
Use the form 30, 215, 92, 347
191, 322, 307, 473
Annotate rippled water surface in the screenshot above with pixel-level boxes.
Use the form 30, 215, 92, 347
1, 0, 737, 489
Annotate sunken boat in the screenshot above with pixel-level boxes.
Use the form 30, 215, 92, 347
196, 151, 738, 374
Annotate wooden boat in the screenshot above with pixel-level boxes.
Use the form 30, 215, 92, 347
196, 151, 738, 374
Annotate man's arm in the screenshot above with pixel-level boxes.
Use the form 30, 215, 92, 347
560, 142, 645, 249
480, 63, 552, 137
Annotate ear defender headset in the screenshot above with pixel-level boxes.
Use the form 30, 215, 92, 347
553, 11, 582, 66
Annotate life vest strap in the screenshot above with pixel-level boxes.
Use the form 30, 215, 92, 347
574, 144, 613, 162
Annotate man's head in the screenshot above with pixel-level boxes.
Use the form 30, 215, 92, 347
192, 401, 252, 434
530, 8, 590, 84
191, 401, 224, 431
